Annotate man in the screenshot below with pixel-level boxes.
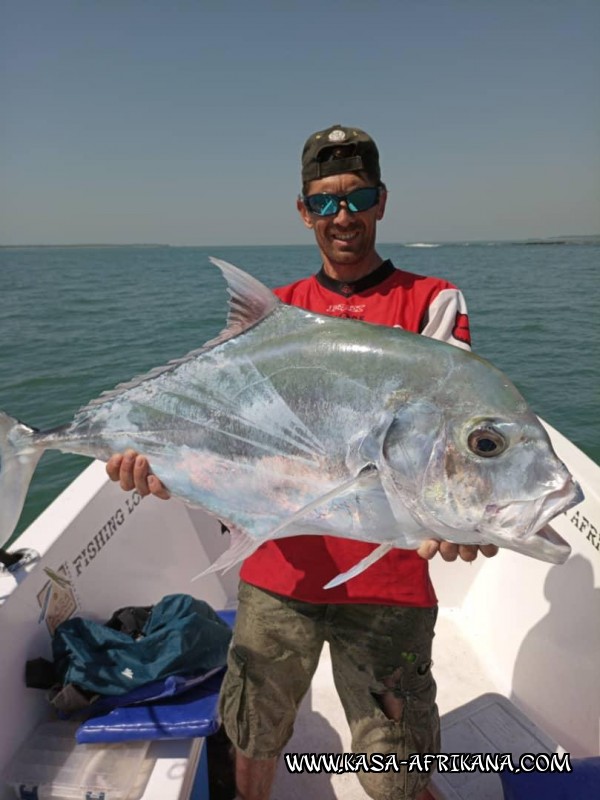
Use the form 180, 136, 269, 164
107, 125, 497, 800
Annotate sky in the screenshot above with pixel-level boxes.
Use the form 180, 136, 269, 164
1, 0, 598, 245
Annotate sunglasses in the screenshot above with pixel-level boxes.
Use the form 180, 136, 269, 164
302, 187, 380, 217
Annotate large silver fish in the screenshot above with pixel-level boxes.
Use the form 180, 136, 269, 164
0, 259, 583, 586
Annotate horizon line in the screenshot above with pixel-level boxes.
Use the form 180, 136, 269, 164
1, 234, 599, 249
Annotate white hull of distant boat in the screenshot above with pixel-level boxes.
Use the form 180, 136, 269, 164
0, 419, 598, 800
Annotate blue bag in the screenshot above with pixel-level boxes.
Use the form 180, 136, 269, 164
52, 594, 232, 696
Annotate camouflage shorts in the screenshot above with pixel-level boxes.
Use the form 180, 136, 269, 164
219, 580, 439, 800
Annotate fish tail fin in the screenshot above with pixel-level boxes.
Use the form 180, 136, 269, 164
0, 412, 43, 547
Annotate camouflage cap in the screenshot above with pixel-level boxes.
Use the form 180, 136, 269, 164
301, 124, 381, 183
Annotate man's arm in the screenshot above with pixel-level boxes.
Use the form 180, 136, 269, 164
420, 286, 472, 351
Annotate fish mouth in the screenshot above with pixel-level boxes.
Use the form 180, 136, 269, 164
479, 476, 583, 564
519, 523, 572, 564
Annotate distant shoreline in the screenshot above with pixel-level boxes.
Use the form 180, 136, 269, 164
1, 235, 599, 249
0, 243, 171, 249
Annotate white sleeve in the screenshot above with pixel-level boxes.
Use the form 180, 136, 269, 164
420, 288, 472, 352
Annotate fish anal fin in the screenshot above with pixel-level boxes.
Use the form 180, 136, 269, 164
323, 543, 394, 590
192, 526, 260, 581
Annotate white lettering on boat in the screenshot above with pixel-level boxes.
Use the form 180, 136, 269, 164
72, 492, 143, 577
568, 509, 599, 552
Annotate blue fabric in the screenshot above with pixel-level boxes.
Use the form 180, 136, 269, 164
76, 671, 225, 743
500, 757, 600, 799
53, 594, 232, 696
84, 667, 225, 715
82, 608, 236, 713
75, 608, 236, 743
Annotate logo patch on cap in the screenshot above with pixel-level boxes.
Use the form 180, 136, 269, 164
328, 129, 346, 142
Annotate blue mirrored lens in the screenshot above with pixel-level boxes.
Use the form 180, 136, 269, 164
347, 188, 379, 212
304, 187, 379, 216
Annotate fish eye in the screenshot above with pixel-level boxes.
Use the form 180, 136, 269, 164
467, 427, 507, 458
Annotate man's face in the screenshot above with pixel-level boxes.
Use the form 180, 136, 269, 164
297, 172, 387, 272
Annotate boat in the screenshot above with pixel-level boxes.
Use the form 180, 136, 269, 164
0, 418, 598, 799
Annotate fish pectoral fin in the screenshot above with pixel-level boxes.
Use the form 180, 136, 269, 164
346, 412, 395, 474
265, 466, 381, 539
191, 526, 261, 581
323, 543, 394, 590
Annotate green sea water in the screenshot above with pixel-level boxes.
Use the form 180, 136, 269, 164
1, 242, 598, 542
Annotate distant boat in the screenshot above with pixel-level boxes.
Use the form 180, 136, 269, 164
0, 418, 598, 799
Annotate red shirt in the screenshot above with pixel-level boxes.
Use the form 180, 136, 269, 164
240, 261, 471, 606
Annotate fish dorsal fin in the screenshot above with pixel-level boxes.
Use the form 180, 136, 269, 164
78, 258, 279, 411
204, 257, 280, 349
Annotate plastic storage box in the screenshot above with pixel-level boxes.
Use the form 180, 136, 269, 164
4, 721, 151, 800
429, 693, 559, 800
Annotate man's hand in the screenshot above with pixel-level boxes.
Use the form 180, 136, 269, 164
417, 540, 498, 562
105, 449, 170, 499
